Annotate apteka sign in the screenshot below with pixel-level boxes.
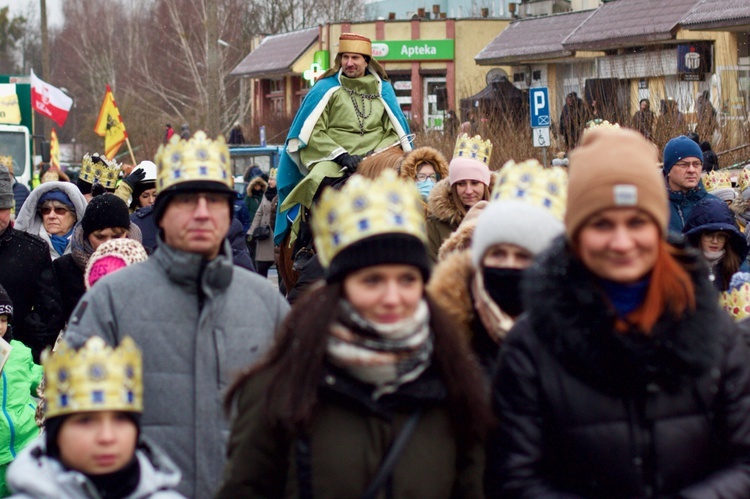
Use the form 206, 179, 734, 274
371, 40, 454, 61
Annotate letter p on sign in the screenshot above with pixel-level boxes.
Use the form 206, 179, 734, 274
529, 87, 550, 128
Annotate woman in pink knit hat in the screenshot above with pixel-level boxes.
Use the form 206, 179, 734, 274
425, 134, 492, 261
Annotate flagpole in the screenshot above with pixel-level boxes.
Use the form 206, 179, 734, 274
125, 137, 137, 166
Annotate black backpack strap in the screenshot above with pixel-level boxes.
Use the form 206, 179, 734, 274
361, 410, 423, 499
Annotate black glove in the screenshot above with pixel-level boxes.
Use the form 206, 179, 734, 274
123, 168, 146, 189
334, 153, 363, 173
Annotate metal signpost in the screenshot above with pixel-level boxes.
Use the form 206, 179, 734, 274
529, 87, 551, 167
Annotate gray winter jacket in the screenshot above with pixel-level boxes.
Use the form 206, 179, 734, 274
14, 181, 88, 260
64, 237, 290, 498
7, 436, 184, 498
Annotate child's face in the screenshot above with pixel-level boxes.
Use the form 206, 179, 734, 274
58, 411, 137, 475
0, 315, 8, 338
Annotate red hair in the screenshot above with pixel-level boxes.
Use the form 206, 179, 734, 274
616, 240, 696, 333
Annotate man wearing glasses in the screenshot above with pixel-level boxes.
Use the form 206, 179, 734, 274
663, 135, 717, 234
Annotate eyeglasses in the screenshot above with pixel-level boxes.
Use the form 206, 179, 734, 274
40, 207, 70, 216
701, 232, 728, 242
672, 161, 703, 170
416, 173, 438, 182
170, 192, 229, 209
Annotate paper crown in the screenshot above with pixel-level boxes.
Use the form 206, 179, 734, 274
720, 283, 750, 321
312, 170, 426, 267
0, 156, 11, 169
702, 170, 732, 193
154, 131, 232, 193
453, 134, 492, 165
43, 336, 142, 418
80, 153, 121, 189
582, 119, 620, 139
339, 33, 372, 57
268, 167, 278, 180
738, 168, 750, 193
491, 159, 568, 221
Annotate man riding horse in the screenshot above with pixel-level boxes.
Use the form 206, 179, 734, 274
275, 33, 412, 286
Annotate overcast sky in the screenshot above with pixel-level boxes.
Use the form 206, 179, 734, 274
1, 0, 64, 27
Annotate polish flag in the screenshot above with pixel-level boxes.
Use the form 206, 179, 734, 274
30, 69, 73, 127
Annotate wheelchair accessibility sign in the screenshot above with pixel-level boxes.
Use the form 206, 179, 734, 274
529, 87, 550, 128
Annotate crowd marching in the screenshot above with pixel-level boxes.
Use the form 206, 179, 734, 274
0, 31, 749, 498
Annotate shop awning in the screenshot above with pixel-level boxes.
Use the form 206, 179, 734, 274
681, 0, 750, 30
564, 0, 701, 51
476, 10, 595, 65
231, 28, 319, 79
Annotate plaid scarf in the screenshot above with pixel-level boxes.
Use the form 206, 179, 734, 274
327, 299, 432, 399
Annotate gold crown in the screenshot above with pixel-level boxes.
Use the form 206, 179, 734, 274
492, 159, 568, 222
702, 170, 732, 193
0, 156, 11, 169
453, 134, 492, 165
582, 119, 620, 139
720, 283, 750, 321
43, 336, 143, 418
154, 131, 232, 193
738, 168, 750, 193
312, 170, 426, 267
81, 153, 122, 189
269, 167, 278, 180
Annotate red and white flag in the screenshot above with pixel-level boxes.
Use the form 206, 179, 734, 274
30, 69, 73, 127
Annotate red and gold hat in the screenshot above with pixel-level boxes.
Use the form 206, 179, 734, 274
339, 33, 372, 57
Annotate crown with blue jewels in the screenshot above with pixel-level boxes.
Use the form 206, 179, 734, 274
491, 159, 568, 221
80, 153, 122, 189
453, 133, 492, 165
154, 131, 232, 193
43, 336, 143, 418
312, 170, 427, 268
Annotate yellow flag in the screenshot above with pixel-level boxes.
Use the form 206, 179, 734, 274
50, 128, 61, 170
94, 84, 127, 159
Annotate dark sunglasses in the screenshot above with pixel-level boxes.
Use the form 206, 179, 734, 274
40, 206, 70, 216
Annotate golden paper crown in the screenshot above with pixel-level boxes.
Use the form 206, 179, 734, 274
269, 167, 278, 180
453, 134, 492, 165
492, 159, 568, 222
738, 168, 750, 193
80, 153, 121, 189
720, 283, 750, 321
0, 156, 11, 169
702, 170, 732, 193
582, 119, 620, 139
312, 170, 426, 267
43, 336, 143, 418
154, 131, 232, 193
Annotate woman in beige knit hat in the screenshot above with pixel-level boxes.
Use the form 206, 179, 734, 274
486, 127, 750, 497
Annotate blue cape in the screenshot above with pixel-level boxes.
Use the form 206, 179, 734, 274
274, 71, 410, 245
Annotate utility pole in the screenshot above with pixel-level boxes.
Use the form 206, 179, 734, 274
206, 0, 220, 138
40, 0, 50, 143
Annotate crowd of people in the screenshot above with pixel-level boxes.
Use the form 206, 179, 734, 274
0, 31, 748, 498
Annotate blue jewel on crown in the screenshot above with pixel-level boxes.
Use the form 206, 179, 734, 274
353, 197, 367, 211
199, 166, 208, 176
59, 394, 68, 407
92, 390, 104, 403
544, 198, 552, 208
196, 149, 209, 161
393, 214, 404, 225
358, 219, 369, 231
388, 192, 400, 204
90, 364, 106, 381
332, 233, 340, 245
58, 368, 68, 383
327, 211, 337, 224
125, 365, 134, 379
127, 391, 134, 403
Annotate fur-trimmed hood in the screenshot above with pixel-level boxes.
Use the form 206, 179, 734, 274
246, 176, 267, 196
521, 236, 729, 395
427, 173, 497, 227
400, 147, 449, 182
427, 249, 475, 336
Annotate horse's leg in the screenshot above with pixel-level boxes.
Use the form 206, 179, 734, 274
277, 233, 299, 293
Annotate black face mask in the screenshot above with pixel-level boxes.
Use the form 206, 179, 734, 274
482, 267, 524, 317
265, 186, 277, 201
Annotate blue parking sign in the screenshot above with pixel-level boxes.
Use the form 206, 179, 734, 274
530, 87, 550, 128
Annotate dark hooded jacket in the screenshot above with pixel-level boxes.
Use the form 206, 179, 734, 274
486, 237, 750, 498
667, 179, 719, 235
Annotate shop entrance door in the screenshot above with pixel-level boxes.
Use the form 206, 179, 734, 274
424, 77, 447, 130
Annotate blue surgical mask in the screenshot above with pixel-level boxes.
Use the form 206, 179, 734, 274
416, 179, 435, 200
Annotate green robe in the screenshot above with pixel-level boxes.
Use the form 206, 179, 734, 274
282, 74, 400, 213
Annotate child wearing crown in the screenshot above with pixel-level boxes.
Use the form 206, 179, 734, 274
6, 337, 184, 498
0, 285, 42, 496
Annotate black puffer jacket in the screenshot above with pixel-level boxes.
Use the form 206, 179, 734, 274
486, 237, 750, 498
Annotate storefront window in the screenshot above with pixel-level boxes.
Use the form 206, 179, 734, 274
424, 77, 447, 130
390, 75, 413, 121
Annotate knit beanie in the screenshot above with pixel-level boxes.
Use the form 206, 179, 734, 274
0, 284, 12, 321
662, 135, 704, 175
38, 189, 75, 210
566, 127, 667, 240
85, 238, 148, 289
0, 166, 13, 210
448, 158, 491, 186
81, 193, 131, 238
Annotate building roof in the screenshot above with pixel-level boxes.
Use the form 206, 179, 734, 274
564, 0, 701, 51
230, 28, 319, 78
681, 0, 750, 29
475, 10, 594, 65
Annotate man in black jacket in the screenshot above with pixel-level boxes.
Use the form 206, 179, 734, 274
0, 165, 64, 361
